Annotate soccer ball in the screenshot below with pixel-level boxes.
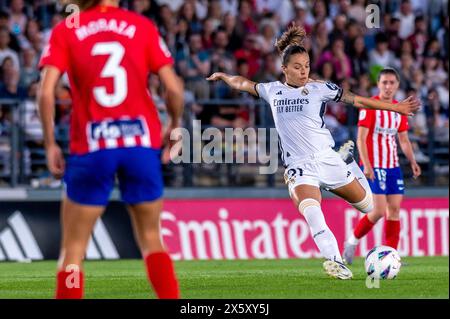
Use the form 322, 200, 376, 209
364, 245, 402, 279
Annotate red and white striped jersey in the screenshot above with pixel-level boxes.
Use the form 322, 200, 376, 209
357, 96, 409, 169
39, 5, 173, 155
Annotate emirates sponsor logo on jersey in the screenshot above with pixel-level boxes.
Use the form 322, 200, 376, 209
274, 98, 310, 114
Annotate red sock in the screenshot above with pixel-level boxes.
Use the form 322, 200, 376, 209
145, 252, 180, 299
55, 270, 84, 299
384, 219, 401, 249
354, 215, 375, 239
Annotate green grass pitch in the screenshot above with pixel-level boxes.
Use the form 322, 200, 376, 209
0, 257, 448, 299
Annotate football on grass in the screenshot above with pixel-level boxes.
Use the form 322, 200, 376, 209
365, 245, 402, 279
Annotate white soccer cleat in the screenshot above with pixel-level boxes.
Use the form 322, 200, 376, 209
343, 240, 358, 265
337, 140, 355, 164
323, 259, 353, 280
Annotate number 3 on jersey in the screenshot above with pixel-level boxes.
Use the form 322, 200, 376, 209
91, 42, 127, 108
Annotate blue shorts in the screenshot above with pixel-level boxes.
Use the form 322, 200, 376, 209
362, 166, 405, 195
64, 147, 163, 206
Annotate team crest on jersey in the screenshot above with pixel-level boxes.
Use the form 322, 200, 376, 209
301, 88, 309, 96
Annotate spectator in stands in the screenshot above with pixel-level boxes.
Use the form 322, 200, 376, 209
222, 12, 242, 52
190, 0, 209, 21
19, 47, 38, 88
347, 0, 366, 25
210, 28, 234, 75
406, 15, 427, 57
220, 0, 238, 17
235, 0, 258, 35
316, 37, 352, 81
178, 1, 202, 34
201, 17, 216, 50
210, 58, 249, 129
177, 32, 211, 99
8, 0, 27, 38
132, 0, 158, 21
0, 56, 26, 99
395, 0, 416, 39
329, 14, 347, 44
310, 20, 329, 65
386, 17, 402, 54
0, 26, 19, 71
0, 10, 20, 52
256, 18, 278, 55
423, 52, 448, 87
398, 52, 415, 91
23, 80, 45, 176
353, 73, 372, 98
369, 33, 396, 81
207, 0, 222, 30
348, 35, 369, 80
233, 33, 261, 79
156, 4, 175, 38
318, 61, 336, 83
254, 52, 281, 83
288, 3, 312, 34
425, 88, 449, 143
312, 0, 332, 31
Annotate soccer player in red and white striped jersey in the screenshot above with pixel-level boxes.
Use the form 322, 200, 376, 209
38, 0, 183, 298
343, 68, 421, 264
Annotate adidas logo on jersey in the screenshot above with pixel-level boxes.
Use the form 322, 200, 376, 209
276, 90, 283, 95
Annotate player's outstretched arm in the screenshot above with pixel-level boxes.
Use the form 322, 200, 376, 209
206, 72, 258, 97
340, 91, 420, 116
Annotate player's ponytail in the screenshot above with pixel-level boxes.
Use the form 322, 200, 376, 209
275, 24, 308, 66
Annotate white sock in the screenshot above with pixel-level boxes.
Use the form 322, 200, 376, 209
347, 160, 372, 195
347, 234, 359, 245
302, 205, 343, 262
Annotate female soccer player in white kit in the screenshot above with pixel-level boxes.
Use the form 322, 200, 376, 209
207, 25, 420, 279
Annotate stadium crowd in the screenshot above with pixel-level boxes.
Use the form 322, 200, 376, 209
0, 0, 448, 185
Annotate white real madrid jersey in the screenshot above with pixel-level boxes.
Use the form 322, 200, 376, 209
255, 80, 343, 167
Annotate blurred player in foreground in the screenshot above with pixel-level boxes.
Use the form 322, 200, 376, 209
207, 25, 420, 279
38, 0, 183, 298
343, 68, 421, 264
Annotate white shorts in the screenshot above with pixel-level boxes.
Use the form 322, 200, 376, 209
284, 148, 355, 196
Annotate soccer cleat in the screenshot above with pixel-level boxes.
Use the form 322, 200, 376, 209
323, 259, 353, 280
338, 140, 355, 164
343, 240, 358, 265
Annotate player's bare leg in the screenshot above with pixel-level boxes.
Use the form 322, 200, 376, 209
332, 178, 375, 264
127, 200, 164, 255
385, 194, 403, 248
127, 201, 180, 299
56, 197, 104, 299
291, 185, 352, 279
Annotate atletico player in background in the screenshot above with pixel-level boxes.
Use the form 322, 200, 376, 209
343, 68, 421, 264
38, 0, 183, 298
